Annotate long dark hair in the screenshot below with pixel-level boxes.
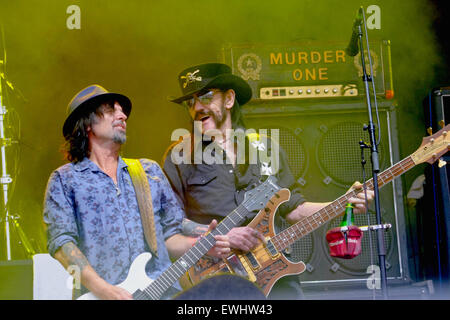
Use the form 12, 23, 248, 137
63, 106, 103, 163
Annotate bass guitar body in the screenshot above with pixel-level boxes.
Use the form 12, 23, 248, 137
77, 253, 153, 300
186, 189, 306, 296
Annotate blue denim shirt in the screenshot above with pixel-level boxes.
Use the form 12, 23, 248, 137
43, 157, 184, 291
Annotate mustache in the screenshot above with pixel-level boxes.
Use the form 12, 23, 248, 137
195, 111, 214, 121
113, 120, 126, 127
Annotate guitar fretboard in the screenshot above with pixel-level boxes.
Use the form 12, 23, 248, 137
271, 155, 416, 252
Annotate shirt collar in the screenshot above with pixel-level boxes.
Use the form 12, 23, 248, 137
73, 156, 128, 172
117, 156, 128, 171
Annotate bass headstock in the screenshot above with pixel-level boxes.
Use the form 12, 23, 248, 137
411, 124, 450, 165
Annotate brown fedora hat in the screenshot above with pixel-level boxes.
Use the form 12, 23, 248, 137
63, 84, 132, 137
170, 63, 252, 106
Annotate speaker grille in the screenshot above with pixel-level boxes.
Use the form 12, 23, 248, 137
267, 127, 307, 179
317, 121, 384, 187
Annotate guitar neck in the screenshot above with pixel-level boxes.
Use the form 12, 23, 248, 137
272, 155, 416, 252
141, 204, 250, 300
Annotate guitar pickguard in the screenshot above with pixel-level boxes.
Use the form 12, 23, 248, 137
256, 259, 289, 288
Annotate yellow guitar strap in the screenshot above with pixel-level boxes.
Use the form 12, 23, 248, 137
123, 158, 158, 256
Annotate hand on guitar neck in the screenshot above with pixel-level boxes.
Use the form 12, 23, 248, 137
345, 181, 375, 214
285, 181, 374, 224
202, 219, 231, 258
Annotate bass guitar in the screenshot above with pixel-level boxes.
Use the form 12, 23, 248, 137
184, 124, 450, 296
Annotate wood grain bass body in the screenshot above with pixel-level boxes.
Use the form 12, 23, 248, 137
185, 189, 306, 297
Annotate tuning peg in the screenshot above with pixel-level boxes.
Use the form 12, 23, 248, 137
439, 120, 445, 128
427, 127, 433, 135
439, 158, 447, 168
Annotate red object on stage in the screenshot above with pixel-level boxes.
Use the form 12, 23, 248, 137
326, 225, 363, 259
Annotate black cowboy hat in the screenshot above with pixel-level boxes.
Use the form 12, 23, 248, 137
170, 63, 252, 106
62, 84, 132, 137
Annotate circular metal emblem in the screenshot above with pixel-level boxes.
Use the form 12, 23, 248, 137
237, 53, 262, 81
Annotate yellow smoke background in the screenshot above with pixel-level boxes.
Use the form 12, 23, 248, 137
0, 0, 447, 258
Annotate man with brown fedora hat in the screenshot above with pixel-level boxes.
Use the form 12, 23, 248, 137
43, 84, 230, 299
163, 63, 374, 299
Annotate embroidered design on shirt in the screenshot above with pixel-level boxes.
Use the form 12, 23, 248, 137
251, 140, 266, 151
261, 162, 273, 176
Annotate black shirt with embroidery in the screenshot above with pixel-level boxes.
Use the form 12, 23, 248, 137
162, 134, 306, 225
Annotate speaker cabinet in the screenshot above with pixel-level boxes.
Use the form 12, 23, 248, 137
418, 158, 450, 287
419, 87, 450, 289
242, 99, 410, 285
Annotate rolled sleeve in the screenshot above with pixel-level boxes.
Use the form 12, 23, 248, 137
43, 171, 79, 256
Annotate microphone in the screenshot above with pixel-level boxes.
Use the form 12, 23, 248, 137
345, 7, 364, 57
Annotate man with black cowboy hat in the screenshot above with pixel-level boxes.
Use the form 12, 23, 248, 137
43, 84, 230, 300
162, 63, 374, 299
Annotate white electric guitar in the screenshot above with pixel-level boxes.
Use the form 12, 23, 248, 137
77, 175, 286, 300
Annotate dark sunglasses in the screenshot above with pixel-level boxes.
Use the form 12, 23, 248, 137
185, 90, 220, 108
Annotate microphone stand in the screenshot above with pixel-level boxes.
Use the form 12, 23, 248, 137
0, 35, 28, 260
0, 64, 13, 261
355, 16, 389, 299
